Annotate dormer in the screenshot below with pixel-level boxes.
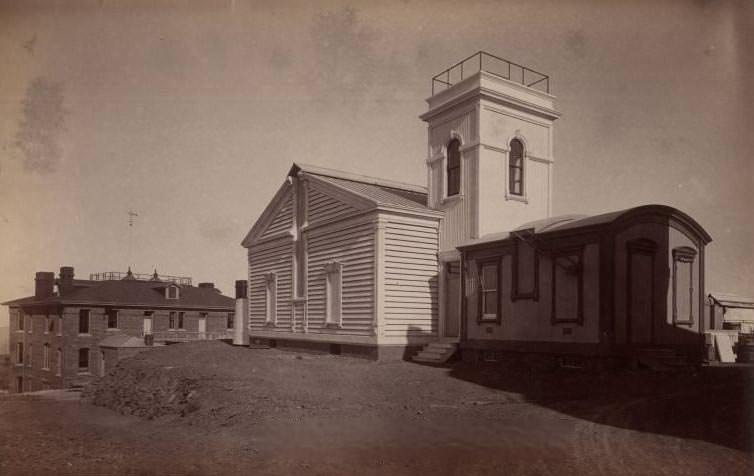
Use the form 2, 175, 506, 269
165, 284, 180, 300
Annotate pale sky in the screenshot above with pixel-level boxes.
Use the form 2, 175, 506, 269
1, 0, 752, 327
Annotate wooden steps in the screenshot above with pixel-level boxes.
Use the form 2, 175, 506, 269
412, 342, 458, 364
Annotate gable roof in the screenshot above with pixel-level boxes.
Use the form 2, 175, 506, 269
2, 279, 235, 310
242, 163, 440, 247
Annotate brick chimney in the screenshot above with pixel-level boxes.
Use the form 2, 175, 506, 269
59, 266, 75, 296
35, 272, 55, 298
235, 280, 248, 299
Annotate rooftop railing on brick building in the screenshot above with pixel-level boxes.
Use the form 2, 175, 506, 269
431, 51, 550, 95
89, 271, 192, 286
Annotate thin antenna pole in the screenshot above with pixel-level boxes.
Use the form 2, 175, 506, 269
128, 210, 138, 270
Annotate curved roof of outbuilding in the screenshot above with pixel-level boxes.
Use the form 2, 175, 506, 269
460, 204, 712, 248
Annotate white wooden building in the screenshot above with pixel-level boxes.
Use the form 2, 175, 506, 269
242, 164, 443, 359
242, 52, 713, 363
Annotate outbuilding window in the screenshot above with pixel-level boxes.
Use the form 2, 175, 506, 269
551, 248, 584, 325
324, 261, 343, 327
78, 348, 89, 372
672, 247, 697, 324
509, 139, 524, 196
446, 139, 461, 197
169, 311, 177, 329
106, 308, 119, 329
178, 312, 185, 329
227, 312, 235, 330
43, 344, 50, 370
78, 309, 90, 334
478, 259, 500, 323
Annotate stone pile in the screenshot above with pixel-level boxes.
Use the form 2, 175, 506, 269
84, 364, 200, 419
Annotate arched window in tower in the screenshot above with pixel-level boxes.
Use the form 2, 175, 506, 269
446, 139, 461, 196
509, 139, 524, 196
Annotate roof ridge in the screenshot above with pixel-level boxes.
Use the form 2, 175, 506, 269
291, 162, 427, 194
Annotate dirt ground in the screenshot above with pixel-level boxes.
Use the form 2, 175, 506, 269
1, 341, 752, 476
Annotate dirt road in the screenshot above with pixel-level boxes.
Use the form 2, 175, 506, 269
0, 342, 751, 475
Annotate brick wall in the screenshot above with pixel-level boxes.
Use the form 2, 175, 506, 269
8, 305, 234, 393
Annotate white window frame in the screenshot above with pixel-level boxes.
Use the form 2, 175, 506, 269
78, 309, 91, 335
42, 344, 50, 371
505, 136, 529, 203
106, 308, 119, 330
16, 312, 24, 332
324, 261, 343, 328
166, 285, 180, 300
264, 272, 277, 325
78, 347, 90, 373
56, 348, 62, 376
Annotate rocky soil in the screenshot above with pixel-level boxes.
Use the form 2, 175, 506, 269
2, 341, 752, 475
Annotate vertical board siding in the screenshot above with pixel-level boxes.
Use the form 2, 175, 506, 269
307, 186, 359, 225
306, 221, 376, 335
261, 194, 293, 239
383, 220, 439, 336
248, 240, 293, 328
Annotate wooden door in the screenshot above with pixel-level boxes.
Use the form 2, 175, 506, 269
628, 248, 655, 345
444, 262, 461, 338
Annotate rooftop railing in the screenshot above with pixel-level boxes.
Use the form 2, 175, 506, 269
431, 51, 550, 95
89, 271, 192, 286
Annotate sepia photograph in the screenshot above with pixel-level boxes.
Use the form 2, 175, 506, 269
0, 1, 752, 474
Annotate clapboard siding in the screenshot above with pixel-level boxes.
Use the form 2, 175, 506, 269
306, 220, 376, 334
248, 239, 293, 328
261, 193, 293, 239
383, 220, 439, 336
307, 186, 359, 225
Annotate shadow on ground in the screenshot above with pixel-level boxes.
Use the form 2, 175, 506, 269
447, 360, 753, 452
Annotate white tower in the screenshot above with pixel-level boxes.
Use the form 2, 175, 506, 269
420, 52, 561, 255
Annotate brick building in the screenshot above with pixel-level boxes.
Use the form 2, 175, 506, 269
3, 266, 240, 393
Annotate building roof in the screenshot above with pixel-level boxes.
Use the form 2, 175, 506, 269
2, 278, 235, 310
709, 293, 754, 309
459, 205, 712, 249
291, 163, 436, 214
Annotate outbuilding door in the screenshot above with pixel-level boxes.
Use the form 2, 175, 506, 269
627, 243, 656, 345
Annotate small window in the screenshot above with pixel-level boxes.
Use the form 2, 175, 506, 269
26, 314, 32, 333
264, 273, 277, 325
478, 259, 500, 322
672, 247, 697, 324
43, 344, 50, 370
446, 139, 461, 197
166, 286, 179, 299
551, 249, 584, 325
178, 311, 185, 329
78, 348, 89, 371
106, 308, 119, 329
325, 261, 343, 327
57, 315, 63, 336
169, 311, 177, 329
56, 348, 62, 376
17, 312, 24, 331
47, 315, 55, 334
78, 309, 90, 334
227, 312, 235, 330
27, 344, 33, 367
16, 342, 24, 365
509, 138, 524, 196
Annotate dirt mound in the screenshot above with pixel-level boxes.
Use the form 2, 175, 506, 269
84, 349, 202, 419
